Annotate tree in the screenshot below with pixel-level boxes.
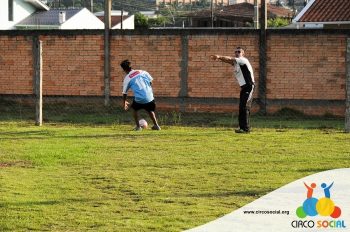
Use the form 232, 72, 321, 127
134, 13, 170, 29
148, 16, 169, 28
267, 17, 290, 27
134, 12, 149, 28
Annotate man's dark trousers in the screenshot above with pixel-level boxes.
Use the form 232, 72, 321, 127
239, 84, 254, 131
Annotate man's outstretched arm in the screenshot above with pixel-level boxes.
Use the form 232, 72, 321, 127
210, 55, 236, 65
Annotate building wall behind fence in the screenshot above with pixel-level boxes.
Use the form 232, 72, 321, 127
0, 29, 348, 116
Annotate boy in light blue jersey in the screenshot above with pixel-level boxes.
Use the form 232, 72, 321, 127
121, 60, 161, 131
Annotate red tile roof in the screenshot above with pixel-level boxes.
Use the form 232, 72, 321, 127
298, 0, 350, 22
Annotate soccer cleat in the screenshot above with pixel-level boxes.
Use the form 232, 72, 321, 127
151, 125, 161, 130
235, 128, 250, 134
133, 126, 142, 131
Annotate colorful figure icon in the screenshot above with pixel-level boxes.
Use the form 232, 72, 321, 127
304, 182, 316, 198
296, 182, 341, 219
321, 182, 334, 198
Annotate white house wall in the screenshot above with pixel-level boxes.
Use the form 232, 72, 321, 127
112, 15, 135, 29
0, 0, 37, 30
60, 8, 104, 29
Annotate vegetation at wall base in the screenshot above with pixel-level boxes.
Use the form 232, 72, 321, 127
0, 99, 344, 130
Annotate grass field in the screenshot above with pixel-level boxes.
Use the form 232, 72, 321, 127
0, 110, 349, 231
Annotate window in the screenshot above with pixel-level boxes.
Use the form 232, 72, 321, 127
8, 0, 14, 21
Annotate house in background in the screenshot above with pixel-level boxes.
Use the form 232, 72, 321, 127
156, 0, 277, 6
139, 11, 158, 19
16, 8, 104, 29
293, 0, 350, 29
186, 2, 293, 27
229, 0, 276, 4
157, 0, 230, 6
0, 0, 49, 30
95, 11, 135, 29
1, 0, 105, 30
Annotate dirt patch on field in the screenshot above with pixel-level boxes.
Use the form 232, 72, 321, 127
0, 161, 33, 168
0, 163, 12, 168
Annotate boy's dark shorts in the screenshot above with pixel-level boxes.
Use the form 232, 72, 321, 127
131, 100, 156, 112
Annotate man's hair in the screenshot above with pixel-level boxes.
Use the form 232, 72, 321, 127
236, 46, 245, 51
120, 59, 132, 72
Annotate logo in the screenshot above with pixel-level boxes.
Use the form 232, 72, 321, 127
129, 71, 140, 78
296, 182, 341, 219
291, 182, 346, 229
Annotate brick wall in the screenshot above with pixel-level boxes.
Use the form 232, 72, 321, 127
40, 35, 104, 96
267, 34, 346, 100
0, 29, 348, 116
188, 34, 259, 98
0, 36, 32, 94
110, 35, 182, 97
266, 32, 347, 115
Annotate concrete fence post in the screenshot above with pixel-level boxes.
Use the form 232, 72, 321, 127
345, 38, 350, 133
33, 37, 42, 126
258, 0, 267, 115
104, 0, 112, 106
179, 33, 189, 112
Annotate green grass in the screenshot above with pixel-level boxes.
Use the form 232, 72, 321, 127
0, 119, 349, 231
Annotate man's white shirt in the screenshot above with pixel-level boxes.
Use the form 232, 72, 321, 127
233, 57, 255, 86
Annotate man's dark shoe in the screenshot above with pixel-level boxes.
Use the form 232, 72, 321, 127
151, 125, 161, 130
235, 128, 250, 134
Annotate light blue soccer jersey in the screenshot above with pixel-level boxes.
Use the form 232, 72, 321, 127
122, 70, 154, 104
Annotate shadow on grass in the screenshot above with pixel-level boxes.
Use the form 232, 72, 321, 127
184, 189, 274, 198
0, 131, 149, 140
297, 168, 334, 173
0, 131, 52, 136
0, 198, 91, 207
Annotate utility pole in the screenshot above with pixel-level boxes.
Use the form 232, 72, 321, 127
210, 0, 214, 27
254, 0, 258, 29
91, 0, 93, 12
121, 0, 124, 29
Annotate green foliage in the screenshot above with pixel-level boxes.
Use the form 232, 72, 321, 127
134, 12, 149, 28
148, 16, 169, 27
134, 13, 170, 28
267, 17, 291, 27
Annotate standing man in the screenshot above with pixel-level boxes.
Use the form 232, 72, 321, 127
210, 47, 255, 133
121, 59, 161, 131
